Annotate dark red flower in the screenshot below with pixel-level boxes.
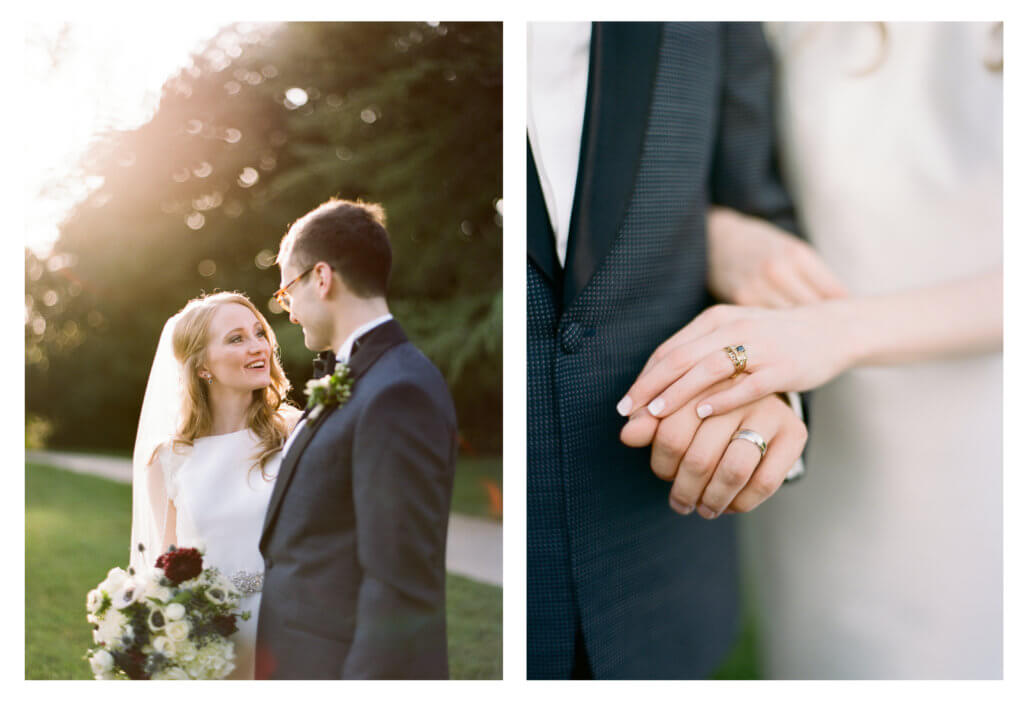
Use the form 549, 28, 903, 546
155, 547, 204, 585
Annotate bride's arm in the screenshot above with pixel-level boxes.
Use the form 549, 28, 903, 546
708, 205, 848, 306
147, 452, 178, 555
162, 501, 177, 554
618, 268, 1002, 421
842, 270, 1002, 366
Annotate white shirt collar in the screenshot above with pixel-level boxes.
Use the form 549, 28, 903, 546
336, 313, 393, 365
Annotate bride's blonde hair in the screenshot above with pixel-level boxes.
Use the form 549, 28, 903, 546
170, 291, 293, 476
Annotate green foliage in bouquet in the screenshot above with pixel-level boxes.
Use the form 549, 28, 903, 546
84, 547, 249, 680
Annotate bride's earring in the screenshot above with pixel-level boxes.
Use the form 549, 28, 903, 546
201, 373, 212, 385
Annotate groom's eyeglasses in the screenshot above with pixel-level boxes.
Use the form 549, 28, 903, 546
273, 266, 315, 313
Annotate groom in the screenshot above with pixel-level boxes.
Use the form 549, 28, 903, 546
528, 23, 807, 679
255, 199, 458, 679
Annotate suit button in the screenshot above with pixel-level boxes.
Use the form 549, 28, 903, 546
560, 322, 585, 353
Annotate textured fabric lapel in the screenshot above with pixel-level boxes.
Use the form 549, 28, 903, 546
258, 403, 336, 552
562, 22, 663, 309
527, 143, 561, 292
259, 319, 408, 551
346, 318, 407, 380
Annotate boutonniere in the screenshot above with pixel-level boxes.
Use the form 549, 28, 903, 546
303, 363, 354, 422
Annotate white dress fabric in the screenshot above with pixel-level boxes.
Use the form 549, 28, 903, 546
744, 22, 1002, 679
160, 430, 280, 680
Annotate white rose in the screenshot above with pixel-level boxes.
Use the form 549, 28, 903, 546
152, 635, 176, 656
89, 650, 114, 678
164, 603, 186, 621
98, 567, 129, 595
152, 666, 190, 680
165, 619, 191, 642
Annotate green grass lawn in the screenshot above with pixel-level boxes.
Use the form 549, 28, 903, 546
25, 462, 501, 680
451, 454, 502, 520
710, 609, 761, 679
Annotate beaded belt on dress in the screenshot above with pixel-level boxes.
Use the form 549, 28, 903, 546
229, 569, 264, 596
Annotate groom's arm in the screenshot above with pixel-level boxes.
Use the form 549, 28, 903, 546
344, 379, 456, 679
710, 22, 799, 238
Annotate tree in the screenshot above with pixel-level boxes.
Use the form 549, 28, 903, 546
26, 22, 502, 453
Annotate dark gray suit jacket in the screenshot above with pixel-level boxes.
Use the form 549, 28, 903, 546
527, 23, 797, 679
255, 320, 458, 679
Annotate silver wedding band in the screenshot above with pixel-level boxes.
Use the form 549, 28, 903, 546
731, 429, 768, 459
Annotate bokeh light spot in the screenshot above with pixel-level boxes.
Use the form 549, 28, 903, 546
284, 87, 308, 109
360, 108, 378, 124
186, 212, 205, 230
224, 128, 242, 143
198, 259, 216, 277
193, 161, 213, 178
238, 167, 259, 188
255, 249, 276, 270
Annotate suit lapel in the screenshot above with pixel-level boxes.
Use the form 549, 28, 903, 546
526, 142, 560, 290
562, 22, 663, 309
259, 404, 336, 551
258, 319, 410, 551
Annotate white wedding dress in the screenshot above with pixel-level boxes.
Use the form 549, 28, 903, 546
744, 22, 1002, 679
157, 430, 281, 680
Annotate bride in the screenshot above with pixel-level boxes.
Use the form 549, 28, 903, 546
618, 22, 1001, 678
131, 291, 300, 679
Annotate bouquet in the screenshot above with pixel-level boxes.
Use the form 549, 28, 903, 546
84, 546, 249, 679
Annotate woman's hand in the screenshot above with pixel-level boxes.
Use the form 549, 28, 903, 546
617, 302, 860, 422
708, 206, 848, 308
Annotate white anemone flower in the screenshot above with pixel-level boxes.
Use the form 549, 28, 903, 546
111, 577, 144, 609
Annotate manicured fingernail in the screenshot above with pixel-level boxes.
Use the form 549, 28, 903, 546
649, 397, 665, 416
696, 404, 713, 419
697, 504, 717, 519
616, 396, 633, 416
670, 498, 694, 515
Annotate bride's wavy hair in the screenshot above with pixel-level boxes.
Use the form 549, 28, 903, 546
170, 291, 292, 477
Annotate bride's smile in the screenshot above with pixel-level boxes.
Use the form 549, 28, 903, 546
201, 303, 274, 392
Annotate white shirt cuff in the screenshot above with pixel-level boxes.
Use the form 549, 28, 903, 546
781, 390, 806, 481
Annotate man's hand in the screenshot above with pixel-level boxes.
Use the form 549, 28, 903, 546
621, 377, 806, 517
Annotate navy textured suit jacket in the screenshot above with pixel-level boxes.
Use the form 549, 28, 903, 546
527, 22, 796, 679
256, 320, 457, 679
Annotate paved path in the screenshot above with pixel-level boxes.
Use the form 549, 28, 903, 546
27, 450, 502, 587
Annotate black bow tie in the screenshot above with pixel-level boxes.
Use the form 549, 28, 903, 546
312, 350, 336, 379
